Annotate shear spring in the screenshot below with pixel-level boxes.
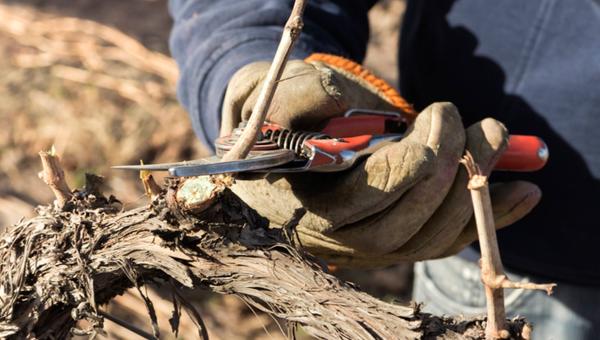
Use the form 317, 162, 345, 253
262, 127, 329, 156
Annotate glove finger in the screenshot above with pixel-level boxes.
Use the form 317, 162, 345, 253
241, 60, 345, 130
298, 102, 466, 256
233, 139, 434, 234
388, 118, 509, 261
235, 103, 464, 243
239, 60, 403, 131
313, 102, 464, 228
234, 103, 461, 231
322, 180, 541, 268
221, 61, 271, 137
437, 180, 541, 258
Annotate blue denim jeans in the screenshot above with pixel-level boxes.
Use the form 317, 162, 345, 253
413, 249, 600, 339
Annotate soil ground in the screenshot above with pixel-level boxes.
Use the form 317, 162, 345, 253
0, 1, 412, 339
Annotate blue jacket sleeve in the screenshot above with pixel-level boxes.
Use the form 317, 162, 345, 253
168, 0, 376, 151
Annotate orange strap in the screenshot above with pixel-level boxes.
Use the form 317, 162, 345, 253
305, 53, 417, 120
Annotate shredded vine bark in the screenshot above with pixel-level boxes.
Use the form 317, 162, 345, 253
0, 175, 529, 339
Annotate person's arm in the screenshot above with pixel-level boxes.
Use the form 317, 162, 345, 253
168, 0, 377, 150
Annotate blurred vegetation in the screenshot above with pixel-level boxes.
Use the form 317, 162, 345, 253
0, 2, 206, 219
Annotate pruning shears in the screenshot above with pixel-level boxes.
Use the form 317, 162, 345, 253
113, 109, 548, 176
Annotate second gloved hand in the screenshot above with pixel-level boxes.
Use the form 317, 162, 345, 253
221, 55, 541, 267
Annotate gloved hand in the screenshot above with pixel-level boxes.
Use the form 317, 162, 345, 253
221, 54, 541, 268
221, 54, 417, 136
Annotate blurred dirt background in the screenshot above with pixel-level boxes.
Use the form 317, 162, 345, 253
0, 0, 411, 339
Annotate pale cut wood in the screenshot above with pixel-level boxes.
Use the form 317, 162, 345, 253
37, 146, 72, 209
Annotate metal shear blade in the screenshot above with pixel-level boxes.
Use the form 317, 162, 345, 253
112, 149, 295, 177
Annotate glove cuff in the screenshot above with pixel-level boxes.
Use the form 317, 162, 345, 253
305, 53, 417, 120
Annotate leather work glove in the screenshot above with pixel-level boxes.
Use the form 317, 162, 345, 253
221, 54, 541, 268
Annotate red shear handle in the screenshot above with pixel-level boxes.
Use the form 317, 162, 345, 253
495, 135, 549, 172
322, 116, 389, 137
